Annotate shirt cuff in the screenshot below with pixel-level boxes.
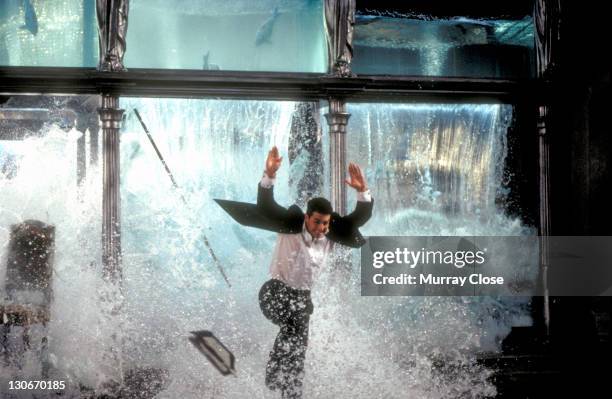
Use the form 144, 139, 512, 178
260, 173, 276, 189
357, 189, 372, 202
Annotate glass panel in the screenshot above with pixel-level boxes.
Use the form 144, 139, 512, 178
347, 103, 532, 231
126, 0, 327, 72
0, 0, 97, 67
342, 102, 537, 394
352, 13, 535, 78
1, 94, 102, 387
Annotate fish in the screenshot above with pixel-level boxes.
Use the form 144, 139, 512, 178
202, 51, 220, 70
255, 6, 280, 46
20, 0, 38, 36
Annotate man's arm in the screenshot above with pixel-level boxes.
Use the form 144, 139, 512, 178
344, 190, 373, 227
256, 146, 294, 223
343, 162, 373, 227
257, 172, 290, 220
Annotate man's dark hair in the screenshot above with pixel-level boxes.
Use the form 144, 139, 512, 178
307, 197, 333, 215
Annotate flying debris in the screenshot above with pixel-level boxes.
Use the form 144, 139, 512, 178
20, 0, 38, 36
189, 330, 236, 376
255, 6, 280, 46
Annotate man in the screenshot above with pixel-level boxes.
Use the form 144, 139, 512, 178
257, 146, 373, 398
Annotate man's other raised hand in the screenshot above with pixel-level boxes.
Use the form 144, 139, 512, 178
265, 146, 283, 178
345, 162, 368, 193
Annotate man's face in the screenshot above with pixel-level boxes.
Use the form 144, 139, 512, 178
304, 212, 331, 239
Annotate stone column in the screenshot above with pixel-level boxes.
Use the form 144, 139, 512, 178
98, 94, 124, 283
534, 0, 561, 334
538, 105, 551, 333
325, 98, 350, 215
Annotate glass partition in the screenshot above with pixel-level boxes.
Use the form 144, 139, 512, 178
0, 0, 97, 67
126, 0, 327, 72
352, 14, 535, 78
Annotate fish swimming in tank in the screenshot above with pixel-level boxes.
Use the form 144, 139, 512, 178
202, 51, 220, 70
255, 6, 280, 46
20, 0, 38, 36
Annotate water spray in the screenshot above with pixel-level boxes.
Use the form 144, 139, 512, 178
132, 109, 232, 288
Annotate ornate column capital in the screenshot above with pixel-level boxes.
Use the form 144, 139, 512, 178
324, 98, 351, 134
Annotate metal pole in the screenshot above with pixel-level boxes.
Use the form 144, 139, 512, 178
325, 98, 350, 215
538, 105, 551, 335
99, 94, 124, 283
325, 97, 352, 290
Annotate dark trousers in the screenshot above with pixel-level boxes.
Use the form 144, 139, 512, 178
259, 279, 313, 399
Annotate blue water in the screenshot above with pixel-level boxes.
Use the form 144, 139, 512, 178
0, 0, 97, 67
126, 0, 327, 72
353, 14, 535, 77
0, 0, 326, 72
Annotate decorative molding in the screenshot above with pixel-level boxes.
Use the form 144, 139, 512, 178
0, 67, 532, 102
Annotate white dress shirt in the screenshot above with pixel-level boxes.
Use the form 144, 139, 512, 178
260, 174, 371, 290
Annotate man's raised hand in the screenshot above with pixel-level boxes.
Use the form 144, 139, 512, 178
265, 146, 283, 178
345, 162, 368, 192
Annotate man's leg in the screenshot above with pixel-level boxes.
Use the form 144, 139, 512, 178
278, 309, 310, 399
259, 280, 313, 397
259, 279, 290, 391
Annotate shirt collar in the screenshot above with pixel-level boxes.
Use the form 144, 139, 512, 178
302, 222, 326, 244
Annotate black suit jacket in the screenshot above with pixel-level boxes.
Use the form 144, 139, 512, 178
256, 184, 373, 248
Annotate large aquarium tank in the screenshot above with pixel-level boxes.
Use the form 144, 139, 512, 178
0, 0, 327, 72
1, 96, 537, 398
352, 13, 535, 78
126, 0, 328, 72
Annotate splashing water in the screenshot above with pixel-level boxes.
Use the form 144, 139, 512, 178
0, 125, 119, 394
1, 98, 536, 398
